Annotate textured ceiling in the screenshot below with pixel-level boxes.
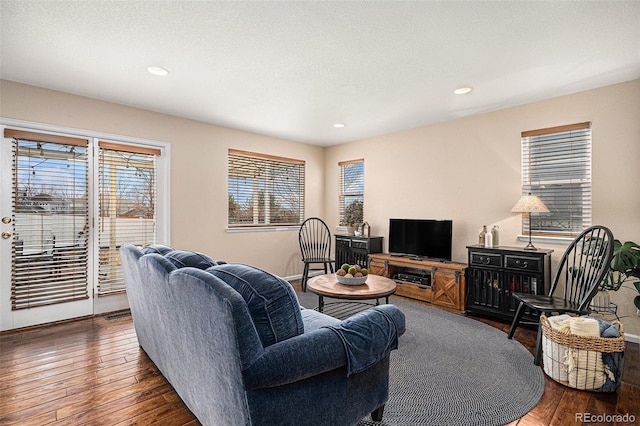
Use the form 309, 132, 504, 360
1, 1, 639, 146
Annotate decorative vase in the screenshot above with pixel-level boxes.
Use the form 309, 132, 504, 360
590, 289, 611, 311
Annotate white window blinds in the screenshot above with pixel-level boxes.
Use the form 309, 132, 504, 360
339, 159, 364, 226
521, 122, 592, 237
228, 149, 305, 227
98, 142, 159, 295
7, 129, 90, 310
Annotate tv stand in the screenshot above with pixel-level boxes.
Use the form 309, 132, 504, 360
369, 253, 467, 312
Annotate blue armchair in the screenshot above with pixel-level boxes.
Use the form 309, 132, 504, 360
120, 244, 405, 426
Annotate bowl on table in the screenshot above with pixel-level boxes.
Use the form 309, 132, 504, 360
335, 274, 368, 286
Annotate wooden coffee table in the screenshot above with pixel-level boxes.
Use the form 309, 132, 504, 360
306, 273, 397, 314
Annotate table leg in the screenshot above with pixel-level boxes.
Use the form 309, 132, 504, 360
318, 295, 324, 313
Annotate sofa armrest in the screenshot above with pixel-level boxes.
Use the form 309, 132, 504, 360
243, 327, 347, 390
243, 304, 405, 390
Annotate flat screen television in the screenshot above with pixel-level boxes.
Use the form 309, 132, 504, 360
388, 218, 453, 261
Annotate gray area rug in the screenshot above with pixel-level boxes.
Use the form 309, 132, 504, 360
296, 292, 545, 426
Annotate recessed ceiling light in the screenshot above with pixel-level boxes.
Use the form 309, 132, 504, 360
333, 123, 345, 128
454, 87, 472, 95
146, 66, 169, 76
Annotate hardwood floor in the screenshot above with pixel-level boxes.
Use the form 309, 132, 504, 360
1, 286, 638, 425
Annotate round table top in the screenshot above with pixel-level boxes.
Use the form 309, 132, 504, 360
306, 273, 397, 300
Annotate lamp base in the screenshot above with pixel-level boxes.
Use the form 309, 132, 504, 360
524, 225, 538, 250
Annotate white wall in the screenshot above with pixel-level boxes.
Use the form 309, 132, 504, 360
0, 80, 324, 277
325, 79, 640, 336
2, 78, 639, 336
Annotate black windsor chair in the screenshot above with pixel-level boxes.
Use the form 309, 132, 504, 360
299, 217, 335, 292
507, 225, 615, 365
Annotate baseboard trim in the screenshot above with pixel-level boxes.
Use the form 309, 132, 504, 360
282, 271, 325, 282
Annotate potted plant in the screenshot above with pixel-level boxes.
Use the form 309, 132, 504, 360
342, 200, 363, 235
599, 240, 640, 315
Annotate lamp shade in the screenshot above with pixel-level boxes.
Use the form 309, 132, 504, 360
511, 193, 550, 213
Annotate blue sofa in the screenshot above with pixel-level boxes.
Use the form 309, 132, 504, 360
120, 244, 405, 426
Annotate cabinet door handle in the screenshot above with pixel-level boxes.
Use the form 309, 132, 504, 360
483, 257, 491, 265
515, 260, 529, 268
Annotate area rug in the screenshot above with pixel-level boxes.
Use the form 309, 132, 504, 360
296, 292, 545, 426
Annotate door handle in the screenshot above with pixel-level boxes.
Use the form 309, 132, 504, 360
2, 232, 12, 239
2, 217, 11, 224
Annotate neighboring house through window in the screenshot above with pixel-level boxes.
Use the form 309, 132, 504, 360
339, 159, 364, 227
521, 122, 592, 237
228, 149, 305, 227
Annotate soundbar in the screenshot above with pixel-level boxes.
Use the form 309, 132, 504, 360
394, 273, 431, 286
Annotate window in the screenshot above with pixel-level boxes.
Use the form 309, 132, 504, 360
521, 122, 591, 237
339, 159, 364, 226
228, 149, 305, 227
97, 141, 160, 295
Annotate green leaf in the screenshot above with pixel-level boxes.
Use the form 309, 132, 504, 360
610, 240, 640, 273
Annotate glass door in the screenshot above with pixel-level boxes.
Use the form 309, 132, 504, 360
0, 129, 92, 330
1, 125, 168, 331
93, 141, 160, 314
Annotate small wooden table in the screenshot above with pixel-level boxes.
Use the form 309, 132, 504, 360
306, 274, 397, 314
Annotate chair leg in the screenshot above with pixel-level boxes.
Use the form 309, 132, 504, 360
301, 264, 310, 292
371, 405, 385, 422
329, 262, 334, 273
534, 321, 544, 366
507, 301, 526, 339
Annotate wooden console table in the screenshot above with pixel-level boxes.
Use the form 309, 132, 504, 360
368, 253, 467, 312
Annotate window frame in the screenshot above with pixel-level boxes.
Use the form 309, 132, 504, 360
227, 149, 305, 229
520, 122, 592, 239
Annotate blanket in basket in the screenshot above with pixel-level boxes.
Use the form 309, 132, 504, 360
542, 315, 620, 391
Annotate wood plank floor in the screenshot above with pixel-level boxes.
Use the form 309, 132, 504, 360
1, 285, 638, 425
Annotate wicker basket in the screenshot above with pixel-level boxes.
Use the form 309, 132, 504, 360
540, 315, 625, 392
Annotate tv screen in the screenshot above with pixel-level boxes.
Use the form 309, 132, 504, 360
389, 219, 453, 261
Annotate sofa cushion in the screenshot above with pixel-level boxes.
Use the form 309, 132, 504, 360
207, 264, 304, 347
301, 308, 341, 333
165, 250, 219, 269
142, 244, 174, 255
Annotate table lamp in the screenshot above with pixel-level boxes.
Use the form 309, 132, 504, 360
511, 193, 549, 250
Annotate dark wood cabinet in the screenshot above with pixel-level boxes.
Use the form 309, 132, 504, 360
466, 245, 553, 322
335, 235, 382, 270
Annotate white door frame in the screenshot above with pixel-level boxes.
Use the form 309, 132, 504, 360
0, 118, 170, 330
